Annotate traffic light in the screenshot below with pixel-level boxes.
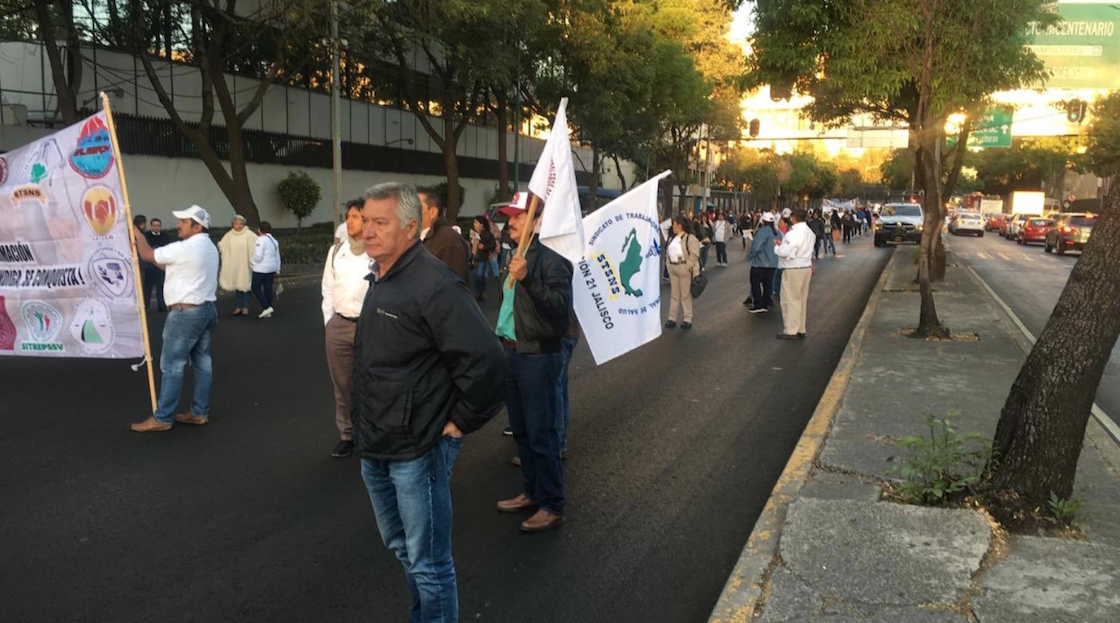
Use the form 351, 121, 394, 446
770, 83, 792, 101
749, 119, 760, 138
1067, 99, 1087, 124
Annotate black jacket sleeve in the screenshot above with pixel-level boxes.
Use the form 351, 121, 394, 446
520, 244, 573, 322
421, 280, 507, 434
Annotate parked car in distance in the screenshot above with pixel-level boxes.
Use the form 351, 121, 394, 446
1017, 218, 1053, 245
1045, 213, 1097, 255
874, 203, 924, 247
950, 213, 985, 236
984, 213, 1005, 232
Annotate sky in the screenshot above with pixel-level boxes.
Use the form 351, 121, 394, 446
730, 4, 755, 44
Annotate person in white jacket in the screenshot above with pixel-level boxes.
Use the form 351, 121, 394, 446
321, 200, 370, 458
250, 221, 281, 318
712, 212, 730, 266
774, 207, 816, 340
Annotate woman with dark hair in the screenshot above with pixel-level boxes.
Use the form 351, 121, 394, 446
470, 215, 497, 301
665, 216, 701, 330
251, 220, 281, 318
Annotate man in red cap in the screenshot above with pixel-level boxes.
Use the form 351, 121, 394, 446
494, 194, 573, 532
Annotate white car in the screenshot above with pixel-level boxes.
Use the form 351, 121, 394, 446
950, 213, 984, 237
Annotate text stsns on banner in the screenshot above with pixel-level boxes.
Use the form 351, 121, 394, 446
0, 112, 143, 358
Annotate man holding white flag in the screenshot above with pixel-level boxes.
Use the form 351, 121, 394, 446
535, 97, 585, 265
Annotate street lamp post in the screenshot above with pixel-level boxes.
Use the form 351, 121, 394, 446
330, 0, 342, 232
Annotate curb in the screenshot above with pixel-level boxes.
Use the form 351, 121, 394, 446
956, 256, 1120, 446
707, 247, 898, 623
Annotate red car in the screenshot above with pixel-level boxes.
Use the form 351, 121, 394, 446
984, 213, 1005, 232
1017, 218, 1054, 245
998, 215, 1013, 238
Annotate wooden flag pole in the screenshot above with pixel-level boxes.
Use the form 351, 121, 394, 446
101, 93, 157, 413
505, 192, 542, 290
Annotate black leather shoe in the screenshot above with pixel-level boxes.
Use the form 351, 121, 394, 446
797, 333, 806, 339
681, 322, 692, 330
776, 333, 798, 340
332, 440, 354, 458
665, 321, 677, 329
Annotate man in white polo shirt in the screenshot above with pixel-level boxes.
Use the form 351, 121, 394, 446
130, 205, 220, 432
774, 206, 816, 340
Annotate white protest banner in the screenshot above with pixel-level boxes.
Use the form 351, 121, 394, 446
575, 170, 672, 365
0, 110, 144, 358
533, 98, 585, 264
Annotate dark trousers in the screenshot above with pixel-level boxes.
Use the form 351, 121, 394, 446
843, 226, 852, 243
142, 268, 165, 310
699, 245, 709, 270
750, 266, 776, 309
251, 271, 275, 309
505, 347, 565, 515
715, 242, 728, 264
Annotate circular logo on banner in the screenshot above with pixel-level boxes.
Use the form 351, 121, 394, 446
87, 248, 132, 298
69, 116, 114, 179
82, 186, 119, 236
22, 300, 63, 342
69, 298, 115, 355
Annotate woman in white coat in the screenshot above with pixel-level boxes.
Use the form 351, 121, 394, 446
251, 221, 282, 318
217, 215, 255, 315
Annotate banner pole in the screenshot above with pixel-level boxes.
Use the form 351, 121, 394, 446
101, 93, 157, 413
505, 192, 542, 290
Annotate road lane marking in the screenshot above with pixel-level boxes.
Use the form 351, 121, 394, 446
962, 264, 1120, 446
998, 253, 1012, 261
977, 252, 992, 259
1021, 255, 1035, 262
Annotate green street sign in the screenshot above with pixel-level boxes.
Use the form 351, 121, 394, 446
947, 107, 1013, 149
1026, 3, 1120, 90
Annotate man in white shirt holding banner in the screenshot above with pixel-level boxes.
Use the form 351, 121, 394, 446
130, 205, 220, 432
774, 206, 816, 341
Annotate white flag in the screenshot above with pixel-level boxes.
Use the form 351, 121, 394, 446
574, 171, 672, 365
533, 98, 585, 264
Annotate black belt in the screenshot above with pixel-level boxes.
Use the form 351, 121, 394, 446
337, 314, 358, 323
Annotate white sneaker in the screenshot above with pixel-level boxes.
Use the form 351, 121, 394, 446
259, 307, 274, 318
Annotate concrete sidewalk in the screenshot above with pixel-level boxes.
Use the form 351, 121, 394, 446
710, 247, 1120, 622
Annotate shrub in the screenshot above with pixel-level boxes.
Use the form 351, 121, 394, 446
892, 412, 995, 505
278, 171, 322, 233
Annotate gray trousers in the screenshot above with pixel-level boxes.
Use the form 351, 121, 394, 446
325, 314, 357, 440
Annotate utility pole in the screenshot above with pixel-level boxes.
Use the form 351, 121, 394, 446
330, 0, 342, 231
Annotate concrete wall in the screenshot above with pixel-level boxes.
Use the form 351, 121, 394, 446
0, 41, 639, 223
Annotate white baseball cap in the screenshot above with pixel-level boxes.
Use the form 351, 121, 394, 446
761, 211, 775, 223
171, 205, 212, 229
781, 208, 792, 218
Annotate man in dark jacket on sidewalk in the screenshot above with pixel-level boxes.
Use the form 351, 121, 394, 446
354, 182, 505, 623
494, 198, 574, 533
418, 187, 470, 284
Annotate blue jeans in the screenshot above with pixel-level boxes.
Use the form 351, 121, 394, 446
715, 242, 728, 264
699, 245, 709, 270
773, 267, 783, 297
487, 256, 500, 281
506, 347, 565, 515
472, 264, 488, 298
234, 290, 251, 308
556, 336, 578, 454
154, 302, 217, 423
361, 436, 463, 623
251, 272, 275, 309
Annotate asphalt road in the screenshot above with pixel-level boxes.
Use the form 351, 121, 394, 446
0, 235, 889, 623
945, 230, 1120, 427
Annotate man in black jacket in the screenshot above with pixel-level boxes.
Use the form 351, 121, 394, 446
354, 182, 505, 622
494, 198, 574, 533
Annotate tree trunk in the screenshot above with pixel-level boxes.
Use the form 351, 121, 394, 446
443, 115, 462, 223
677, 183, 689, 214
33, 0, 79, 125
613, 154, 627, 190
659, 177, 674, 220
494, 90, 510, 202
588, 147, 602, 212
225, 124, 261, 226
990, 187, 1120, 512
912, 0, 948, 339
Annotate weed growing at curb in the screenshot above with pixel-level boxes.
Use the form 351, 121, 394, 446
1046, 492, 1088, 529
891, 412, 995, 505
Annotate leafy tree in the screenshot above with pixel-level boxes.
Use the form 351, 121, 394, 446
880, 148, 917, 190
30, 0, 83, 125
835, 167, 864, 198
989, 93, 1120, 520
784, 151, 837, 202
971, 138, 1080, 198
278, 171, 321, 234
748, 0, 1053, 337
713, 147, 780, 207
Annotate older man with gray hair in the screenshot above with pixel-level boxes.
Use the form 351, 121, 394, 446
353, 182, 505, 622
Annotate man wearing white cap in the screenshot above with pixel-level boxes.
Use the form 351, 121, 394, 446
774, 207, 816, 340
130, 205, 220, 432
